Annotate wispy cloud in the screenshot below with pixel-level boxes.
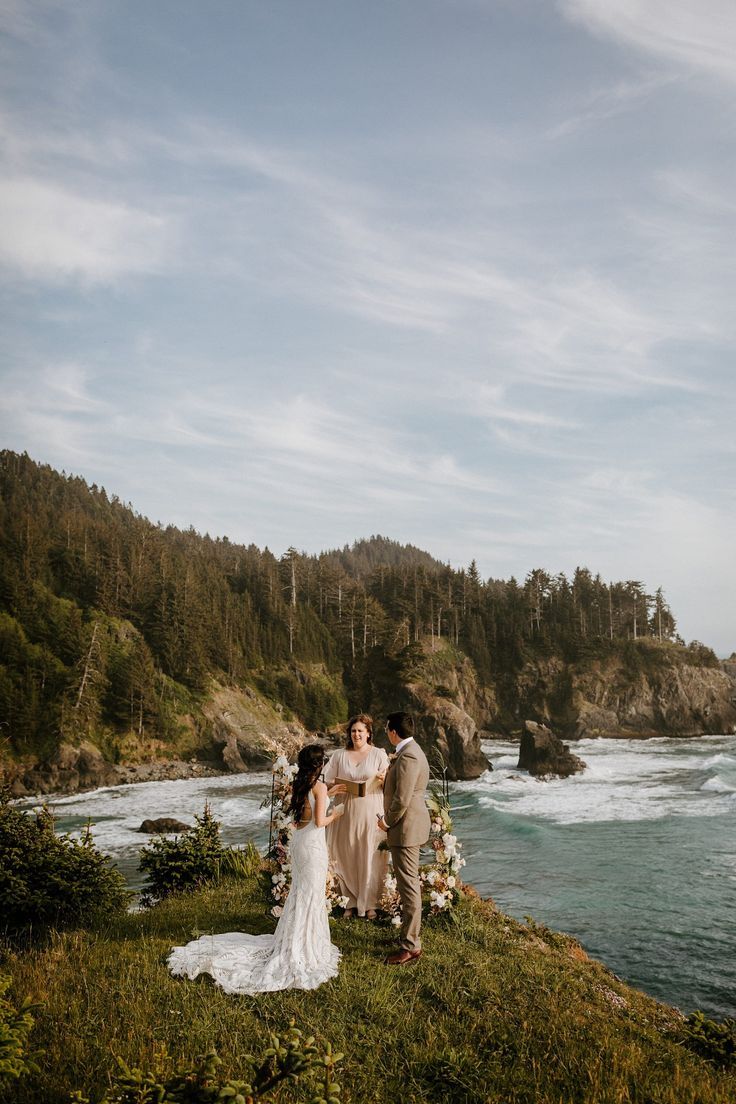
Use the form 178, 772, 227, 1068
546, 73, 677, 139
0, 176, 174, 284
560, 0, 736, 85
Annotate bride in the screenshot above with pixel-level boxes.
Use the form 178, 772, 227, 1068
168, 745, 345, 994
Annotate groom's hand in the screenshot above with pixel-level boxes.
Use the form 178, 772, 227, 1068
376, 816, 388, 832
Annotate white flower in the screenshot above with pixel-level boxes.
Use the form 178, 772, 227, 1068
325, 898, 333, 911
430, 890, 449, 910
447, 876, 456, 888
424, 869, 438, 886
391, 915, 402, 927
271, 905, 283, 917
338, 896, 349, 909
272, 756, 289, 773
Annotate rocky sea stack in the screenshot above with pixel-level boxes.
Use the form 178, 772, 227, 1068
518, 720, 587, 779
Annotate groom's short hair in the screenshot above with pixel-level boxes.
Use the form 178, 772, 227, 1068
386, 711, 413, 740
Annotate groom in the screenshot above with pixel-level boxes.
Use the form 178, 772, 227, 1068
377, 711, 431, 965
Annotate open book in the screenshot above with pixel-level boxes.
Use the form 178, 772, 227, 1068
336, 776, 375, 797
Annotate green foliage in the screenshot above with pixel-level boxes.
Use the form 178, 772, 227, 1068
684, 641, 720, 668
68, 1025, 342, 1104
0, 976, 40, 1084
0, 792, 129, 939
139, 804, 224, 906
138, 808, 259, 906
680, 1011, 736, 1069
217, 841, 262, 881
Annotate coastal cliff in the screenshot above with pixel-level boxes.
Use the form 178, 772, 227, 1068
6, 679, 307, 797
507, 647, 736, 739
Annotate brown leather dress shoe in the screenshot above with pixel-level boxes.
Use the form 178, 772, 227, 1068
384, 948, 422, 965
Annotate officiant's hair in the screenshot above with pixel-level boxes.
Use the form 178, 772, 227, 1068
345, 713, 374, 748
386, 712, 414, 741
288, 744, 326, 823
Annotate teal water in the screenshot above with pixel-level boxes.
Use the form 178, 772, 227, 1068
456, 735, 736, 1019
29, 733, 736, 1018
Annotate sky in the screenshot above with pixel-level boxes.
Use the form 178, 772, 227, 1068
1, 1, 735, 655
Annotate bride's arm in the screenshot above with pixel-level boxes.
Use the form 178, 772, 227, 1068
313, 780, 344, 827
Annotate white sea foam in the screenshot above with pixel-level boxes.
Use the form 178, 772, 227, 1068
701, 774, 735, 794
27, 772, 272, 858
465, 734, 736, 824
702, 753, 736, 770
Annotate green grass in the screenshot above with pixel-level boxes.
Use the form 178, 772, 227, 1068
1, 877, 733, 1104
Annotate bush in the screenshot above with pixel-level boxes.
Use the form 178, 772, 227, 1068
0, 793, 129, 939
138, 805, 259, 906
69, 1023, 343, 1103
138, 803, 222, 906
0, 976, 40, 1085
680, 1011, 736, 1069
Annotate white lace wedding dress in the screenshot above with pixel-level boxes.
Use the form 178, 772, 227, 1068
168, 791, 340, 994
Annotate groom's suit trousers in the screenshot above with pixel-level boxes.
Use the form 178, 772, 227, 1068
390, 843, 422, 952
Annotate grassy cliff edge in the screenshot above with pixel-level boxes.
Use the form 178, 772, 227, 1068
2, 875, 733, 1104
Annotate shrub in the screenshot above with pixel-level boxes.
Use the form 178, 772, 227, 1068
138, 803, 223, 906
0, 976, 40, 1084
0, 793, 129, 939
69, 1023, 343, 1103
679, 1011, 736, 1069
138, 805, 259, 906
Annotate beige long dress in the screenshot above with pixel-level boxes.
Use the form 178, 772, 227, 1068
324, 745, 390, 916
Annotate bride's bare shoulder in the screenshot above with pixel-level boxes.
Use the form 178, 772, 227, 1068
312, 778, 327, 793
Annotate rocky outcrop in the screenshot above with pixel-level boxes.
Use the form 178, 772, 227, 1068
19, 741, 119, 796
366, 641, 492, 779
518, 721, 586, 778
570, 661, 736, 738
202, 682, 307, 772
138, 817, 191, 834
408, 686, 491, 780
509, 653, 736, 740
370, 680, 490, 780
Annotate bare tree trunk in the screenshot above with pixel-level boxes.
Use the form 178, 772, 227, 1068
609, 586, 614, 640
75, 623, 100, 710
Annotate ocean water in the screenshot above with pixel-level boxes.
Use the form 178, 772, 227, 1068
24, 734, 736, 1018
456, 735, 736, 1019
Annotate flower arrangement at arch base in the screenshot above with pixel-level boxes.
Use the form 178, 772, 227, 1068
264, 757, 465, 924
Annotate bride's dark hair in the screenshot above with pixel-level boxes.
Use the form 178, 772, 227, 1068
287, 744, 326, 824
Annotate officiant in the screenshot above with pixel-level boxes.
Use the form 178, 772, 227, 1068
323, 714, 390, 919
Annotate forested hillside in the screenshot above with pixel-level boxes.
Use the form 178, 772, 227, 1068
0, 450, 725, 776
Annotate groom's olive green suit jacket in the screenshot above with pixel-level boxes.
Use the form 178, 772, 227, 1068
383, 740, 431, 847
